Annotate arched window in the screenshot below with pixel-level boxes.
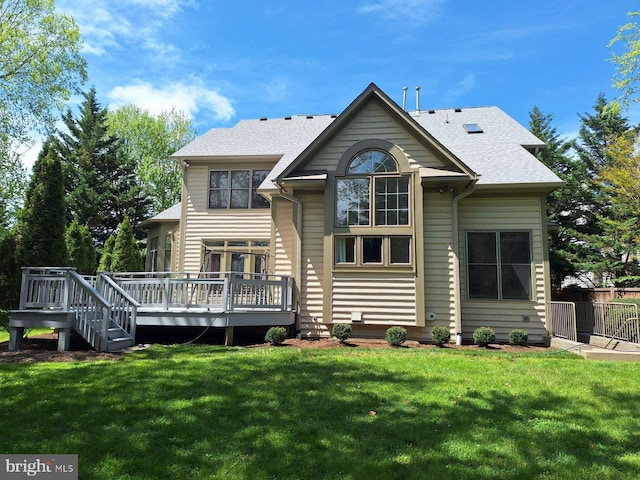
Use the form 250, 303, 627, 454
336, 150, 410, 227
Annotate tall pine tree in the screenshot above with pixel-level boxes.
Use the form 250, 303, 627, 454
56, 87, 150, 246
17, 139, 67, 267
528, 106, 578, 288
572, 93, 631, 286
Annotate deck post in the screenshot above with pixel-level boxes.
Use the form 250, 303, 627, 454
224, 326, 234, 346
9, 327, 24, 350
57, 328, 72, 351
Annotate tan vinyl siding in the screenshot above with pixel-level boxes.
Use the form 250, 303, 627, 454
182, 164, 272, 272
423, 193, 456, 330
458, 196, 548, 342
272, 198, 294, 277
307, 102, 446, 172
298, 193, 327, 336
331, 273, 417, 325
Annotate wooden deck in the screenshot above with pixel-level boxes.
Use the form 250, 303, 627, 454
10, 268, 296, 351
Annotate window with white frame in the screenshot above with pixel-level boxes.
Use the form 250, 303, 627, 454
208, 170, 270, 209
466, 231, 532, 300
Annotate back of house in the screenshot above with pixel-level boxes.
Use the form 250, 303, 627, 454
152, 83, 562, 344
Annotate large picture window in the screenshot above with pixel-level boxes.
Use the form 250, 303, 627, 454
209, 169, 270, 209
467, 231, 531, 300
336, 150, 410, 227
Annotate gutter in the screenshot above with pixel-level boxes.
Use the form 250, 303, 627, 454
451, 181, 477, 345
276, 185, 302, 335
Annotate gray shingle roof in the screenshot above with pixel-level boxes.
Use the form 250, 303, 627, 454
171, 103, 561, 189
141, 203, 181, 227
410, 107, 560, 186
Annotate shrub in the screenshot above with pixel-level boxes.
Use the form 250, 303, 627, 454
431, 326, 451, 347
509, 329, 528, 346
264, 327, 287, 345
385, 326, 407, 347
0, 309, 9, 335
473, 326, 495, 347
332, 323, 352, 343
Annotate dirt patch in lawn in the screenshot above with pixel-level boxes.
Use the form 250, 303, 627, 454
0, 329, 551, 364
0, 332, 123, 364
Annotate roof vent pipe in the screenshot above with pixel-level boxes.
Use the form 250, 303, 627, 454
415, 86, 421, 112
402, 86, 408, 110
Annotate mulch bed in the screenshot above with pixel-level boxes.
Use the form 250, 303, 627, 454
0, 330, 550, 364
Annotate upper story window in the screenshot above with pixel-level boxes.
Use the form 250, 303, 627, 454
336, 150, 409, 227
209, 170, 270, 209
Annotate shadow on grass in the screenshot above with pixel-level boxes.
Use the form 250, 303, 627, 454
0, 346, 638, 479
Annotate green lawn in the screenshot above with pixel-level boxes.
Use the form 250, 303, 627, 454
0, 327, 53, 343
1, 346, 639, 479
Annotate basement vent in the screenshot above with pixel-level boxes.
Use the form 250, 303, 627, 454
463, 123, 483, 134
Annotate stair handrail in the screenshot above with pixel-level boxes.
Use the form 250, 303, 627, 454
95, 272, 140, 348
66, 270, 113, 351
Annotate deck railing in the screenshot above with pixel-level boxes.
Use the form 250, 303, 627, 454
547, 301, 578, 341
106, 272, 293, 312
18, 267, 139, 351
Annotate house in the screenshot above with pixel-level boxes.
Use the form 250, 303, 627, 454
146, 83, 562, 345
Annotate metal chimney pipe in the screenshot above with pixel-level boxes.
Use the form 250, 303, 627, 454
415, 86, 421, 112
402, 86, 408, 110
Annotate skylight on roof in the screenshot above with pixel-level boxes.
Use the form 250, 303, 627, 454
463, 123, 483, 134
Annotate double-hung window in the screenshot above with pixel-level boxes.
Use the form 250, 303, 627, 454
467, 231, 532, 300
209, 169, 270, 209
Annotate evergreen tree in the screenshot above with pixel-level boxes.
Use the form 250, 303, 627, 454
572, 93, 631, 286
111, 216, 143, 272
66, 221, 96, 275
98, 235, 116, 272
17, 139, 67, 267
0, 228, 20, 309
529, 107, 579, 288
56, 88, 150, 246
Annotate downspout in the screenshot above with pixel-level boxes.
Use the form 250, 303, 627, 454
276, 185, 302, 335
452, 181, 477, 345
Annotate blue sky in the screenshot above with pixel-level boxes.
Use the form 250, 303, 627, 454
32, 0, 637, 167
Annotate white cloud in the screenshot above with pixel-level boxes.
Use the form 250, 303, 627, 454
108, 82, 235, 121
441, 74, 478, 106
58, 0, 190, 57
358, 0, 447, 24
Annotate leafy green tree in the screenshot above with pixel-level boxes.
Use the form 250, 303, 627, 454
98, 235, 116, 272
0, 0, 86, 141
56, 88, 150, 246
106, 105, 196, 214
609, 11, 640, 108
0, 134, 27, 226
66, 221, 96, 275
111, 216, 143, 272
597, 130, 640, 285
17, 139, 67, 267
528, 106, 579, 288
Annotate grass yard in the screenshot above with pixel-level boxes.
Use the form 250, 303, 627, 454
1, 346, 639, 479
0, 327, 53, 343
